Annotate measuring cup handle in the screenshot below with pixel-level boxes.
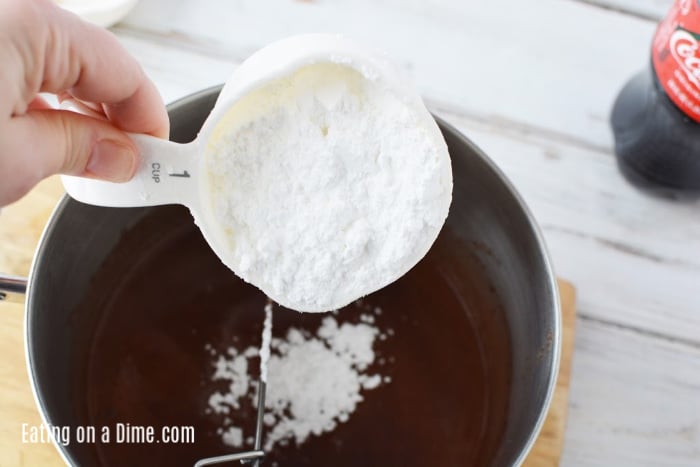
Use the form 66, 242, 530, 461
61, 134, 199, 208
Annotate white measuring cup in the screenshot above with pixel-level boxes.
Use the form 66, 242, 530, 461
62, 33, 451, 312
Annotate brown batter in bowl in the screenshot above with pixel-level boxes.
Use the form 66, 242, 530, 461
71, 204, 511, 466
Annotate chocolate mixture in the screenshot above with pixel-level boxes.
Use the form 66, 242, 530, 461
72, 205, 512, 466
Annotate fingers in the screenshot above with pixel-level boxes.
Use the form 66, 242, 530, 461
40, 0, 170, 137
0, 109, 138, 206
27, 95, 51, 111
0, 0, 167, 206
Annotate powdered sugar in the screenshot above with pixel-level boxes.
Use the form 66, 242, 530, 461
208, 350, 250, 414
221, 426, 243, 448
205, 61, 452, 312
260, 303, 273, 383
263, 317, 380, 450
206, 302, 391, 451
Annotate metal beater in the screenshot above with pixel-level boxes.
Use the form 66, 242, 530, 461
195, 302, 273, 466
194, 381, 267, 467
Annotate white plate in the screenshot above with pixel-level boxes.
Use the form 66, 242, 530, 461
56, 0, 139, 28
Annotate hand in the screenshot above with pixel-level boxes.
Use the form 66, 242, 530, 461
0, 0, 169, 206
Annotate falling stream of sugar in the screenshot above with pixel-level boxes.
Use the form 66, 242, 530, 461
260, 303, 273, 383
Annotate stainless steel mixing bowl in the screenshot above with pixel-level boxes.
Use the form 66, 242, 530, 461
18, 86, 560, 466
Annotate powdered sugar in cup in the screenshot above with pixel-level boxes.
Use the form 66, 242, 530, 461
62, 34, 453, 312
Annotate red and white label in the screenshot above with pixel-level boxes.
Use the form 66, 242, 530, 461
653, 0, 700, 121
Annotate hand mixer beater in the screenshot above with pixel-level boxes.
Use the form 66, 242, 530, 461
193, 381, 266, 467
195, 302, 273, 466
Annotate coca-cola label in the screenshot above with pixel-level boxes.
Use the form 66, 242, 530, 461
653, 0, 700, 121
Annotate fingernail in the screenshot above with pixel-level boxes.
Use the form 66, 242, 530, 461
86, 140, 137, 182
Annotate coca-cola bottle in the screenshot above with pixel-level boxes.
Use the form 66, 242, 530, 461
611, 0, 700, 198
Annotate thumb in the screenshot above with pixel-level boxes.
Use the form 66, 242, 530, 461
1, 109, 139, 204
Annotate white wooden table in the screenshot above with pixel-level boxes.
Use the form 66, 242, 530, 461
8, 0, 700, 465
112, 0, 699, 465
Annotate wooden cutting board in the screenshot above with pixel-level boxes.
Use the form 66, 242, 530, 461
0, 177, 577, 466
